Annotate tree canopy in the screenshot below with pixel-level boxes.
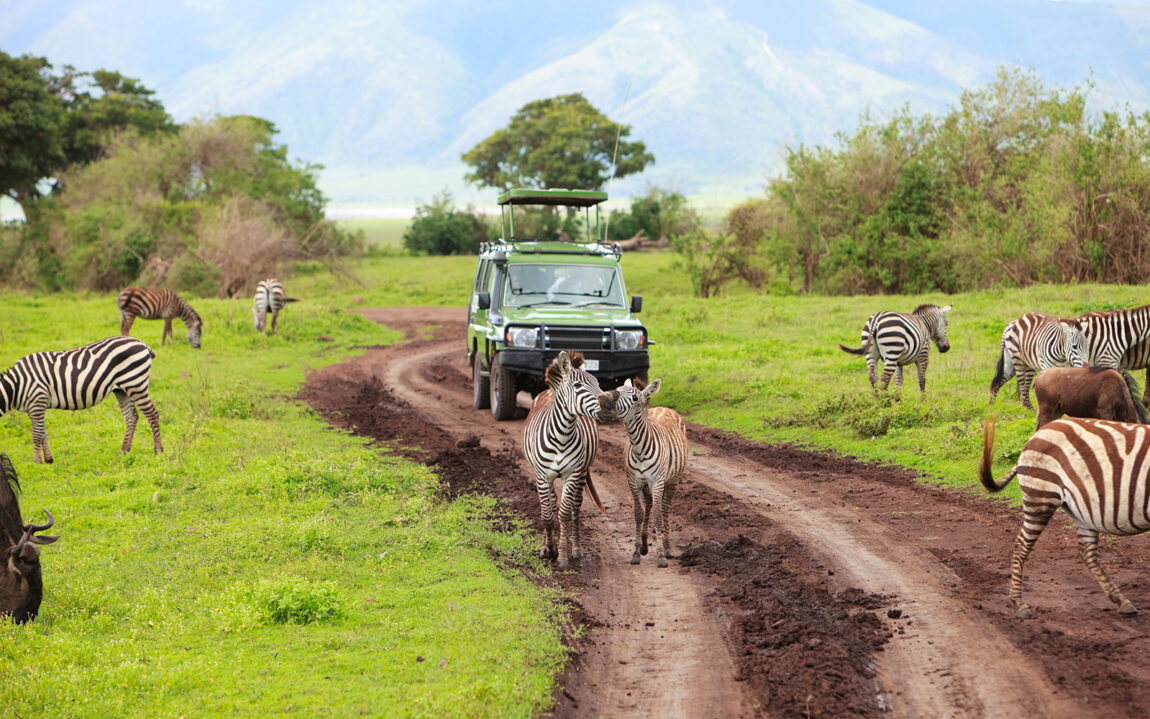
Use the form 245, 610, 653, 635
462, 93, 654, 192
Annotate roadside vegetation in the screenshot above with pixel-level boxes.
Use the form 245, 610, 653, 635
0, 294, 564, 717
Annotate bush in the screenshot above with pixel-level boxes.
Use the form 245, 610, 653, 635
402, 191, 489, 255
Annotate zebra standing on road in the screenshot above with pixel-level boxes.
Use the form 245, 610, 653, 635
117, 287, 202, 348
522, 351, 606, 569
981, 416, 1150, 618
839, 304, 953, 397
598, 377, 688, 567
0, 336, 163, 463
989, 312, 1086, 409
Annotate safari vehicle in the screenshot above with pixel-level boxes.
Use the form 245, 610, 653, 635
468, 188, 650, 420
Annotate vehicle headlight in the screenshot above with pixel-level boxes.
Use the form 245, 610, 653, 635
506, 327, 539, 348
614, 329, 645, 350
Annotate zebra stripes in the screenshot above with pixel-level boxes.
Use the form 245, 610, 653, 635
117, 287, 202, 348
0, 336, 163, 463
522, 351, 605, 569
598, 378, 688, 567
981, 416, 1150, 618
989, 312, 1086, 409
253, 279, 292, 334
839, 304, 953, 396
1075, 304, 1150, 371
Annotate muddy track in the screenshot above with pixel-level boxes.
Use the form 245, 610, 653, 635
302, 307, 1150, 718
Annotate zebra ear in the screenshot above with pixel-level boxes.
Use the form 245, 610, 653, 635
941, 304, 953, 315
642, 378, 662, 401
557, 352, 572, 375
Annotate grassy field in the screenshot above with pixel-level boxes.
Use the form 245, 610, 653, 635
335, 217, 410, 250
0, 293, 564, 717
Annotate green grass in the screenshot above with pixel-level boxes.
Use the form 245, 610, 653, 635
335, 217, 410, 249
0, 292, 565, 718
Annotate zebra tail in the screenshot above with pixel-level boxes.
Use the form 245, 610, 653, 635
284, 297, 300, 303
979, 418, 1018, 493
839, 338, 871, 356
989, 347, 1012, 399
1119, 369, 1150, 424
584, 472, 606, 515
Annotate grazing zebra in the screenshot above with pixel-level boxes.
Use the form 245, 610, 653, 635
981, 416, 1150, 618
252, 279, 297, 334
522, 351, 606, 569
1120, 338, 1150, 406
989, 313, 1086, 410
0, 336, 163, 463
839, 304, 953, 397
598, 378, 688, 567
117, 287, 202, 349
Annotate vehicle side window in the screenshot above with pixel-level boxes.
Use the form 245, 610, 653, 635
474, 260, 490, 296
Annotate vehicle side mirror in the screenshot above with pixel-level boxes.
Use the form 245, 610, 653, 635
477, 292, 491, 310
630, 295, 642, 313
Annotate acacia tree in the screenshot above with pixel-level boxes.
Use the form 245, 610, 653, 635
462, 93, 654, 191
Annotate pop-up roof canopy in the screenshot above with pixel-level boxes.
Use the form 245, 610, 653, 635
497, 188, 608, 207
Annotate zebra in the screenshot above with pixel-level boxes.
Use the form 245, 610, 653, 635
0, 336, 163, 463
1075, 303, 1150, 372
522, 351, 606, 569
839, 304, 953, 397
989, 312, 1087, 410
253, 279, 297, 334
981, 416, 1150, 618
1119, 337, 1150, 406
117, 287, 202, 349
598, 377, 688, 567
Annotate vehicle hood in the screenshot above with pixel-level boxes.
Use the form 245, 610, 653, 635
500, 306, 641, 326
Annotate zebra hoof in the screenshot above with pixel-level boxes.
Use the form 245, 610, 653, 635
558, 559, 569, 570
1015, 604, 1035, 620
571, 549, 583, 561
538, 548, 551, 560
640, 544, 648, 556
657, 558, 668, 568
630, 556, 641, 565
1119, 600, 1138, 615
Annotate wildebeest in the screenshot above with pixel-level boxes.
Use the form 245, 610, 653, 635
0, 454, 58, 623
1034, 366, 1150, 429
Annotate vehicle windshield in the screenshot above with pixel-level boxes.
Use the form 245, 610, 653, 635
503, 264, 626, 308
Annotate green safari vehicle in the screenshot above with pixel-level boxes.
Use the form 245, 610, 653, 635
467, 188, 650, 420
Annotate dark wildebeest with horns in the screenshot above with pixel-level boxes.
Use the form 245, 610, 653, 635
0, 454, 58, 623
1033, 366, 1150, 430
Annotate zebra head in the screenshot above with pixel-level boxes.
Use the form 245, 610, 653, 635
547, 351, 603, 422
187, 321, 202, 349
916, 304, 953, 354
0, 455, 58, 624
597, 377, 660, 425
1060, 322, 1088, 368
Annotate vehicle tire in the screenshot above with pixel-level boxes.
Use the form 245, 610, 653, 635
490, 355, 518, 421
472, 355, 490, 410
634, 369, 649, 386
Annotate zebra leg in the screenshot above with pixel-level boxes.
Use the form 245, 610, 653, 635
536, 478, 558, 560
114, 389, 139, 452
661, 480, 677, 561
894, 365, 905, 400
1008, 502, 1056, 619
569, 473, 587, 561
1077, 528, 1137, 615
163, 318, 173, 346
628, 476, 645, 564
1017, 369, 1036, 411
641, 482, 653, 557
865, 356, 878, 389
916, 354, 928, 394
1144, 368, 1149, 406
653, 479, 671, 568
878, 363, 896, 393
271, 310, 280, 335
556, 480, 579, 569
130, 391, 163, 454
119, 311, 134, 336
27, 403, 52, 464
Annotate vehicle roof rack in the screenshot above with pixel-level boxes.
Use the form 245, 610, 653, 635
497, 188, 608, 207
479, 239, 622, 259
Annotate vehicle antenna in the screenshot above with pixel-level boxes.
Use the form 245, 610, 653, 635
603, 79, 633, 245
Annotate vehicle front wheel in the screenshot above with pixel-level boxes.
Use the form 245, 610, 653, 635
490, 356, 518, 421
472, 355, 490, 410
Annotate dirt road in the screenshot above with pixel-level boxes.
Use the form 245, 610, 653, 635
302, 307, 1150, 718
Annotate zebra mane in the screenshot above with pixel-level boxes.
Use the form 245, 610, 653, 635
912, 303, 940, 315
544, 352, 586, 387
632, 376, 648, 391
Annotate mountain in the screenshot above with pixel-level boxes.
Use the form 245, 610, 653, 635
4, 0, 1150, 208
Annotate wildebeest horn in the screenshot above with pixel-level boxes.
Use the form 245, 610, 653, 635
19, 509, 58, 546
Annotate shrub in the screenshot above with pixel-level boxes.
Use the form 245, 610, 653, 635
403, 191, 489, 255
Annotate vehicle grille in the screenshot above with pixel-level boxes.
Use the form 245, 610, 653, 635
542, 326, 611, 351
